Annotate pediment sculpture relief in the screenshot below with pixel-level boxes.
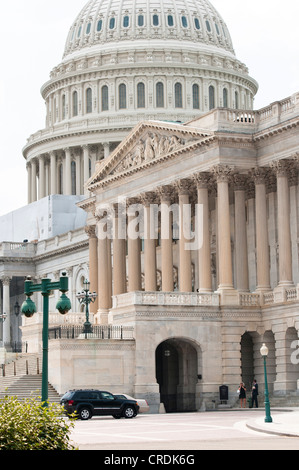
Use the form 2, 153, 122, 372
111, 132, 188, 175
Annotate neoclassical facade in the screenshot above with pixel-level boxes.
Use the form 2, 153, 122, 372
1, 0, 298, 412
73, 96, 299, 410
23, 0, 257, 203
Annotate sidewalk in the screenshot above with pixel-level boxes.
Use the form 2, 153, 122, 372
246, 408, 299, 437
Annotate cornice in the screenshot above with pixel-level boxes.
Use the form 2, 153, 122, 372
253, 117, 299, 142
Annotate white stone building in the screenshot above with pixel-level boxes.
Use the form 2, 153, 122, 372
0, 0, 298, 411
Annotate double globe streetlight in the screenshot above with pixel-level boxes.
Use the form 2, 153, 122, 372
76, 279, 97, 335
21, 272, 71, 406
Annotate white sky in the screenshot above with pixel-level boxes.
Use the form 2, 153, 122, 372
0, 0, 298, 217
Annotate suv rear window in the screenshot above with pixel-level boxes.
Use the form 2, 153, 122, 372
61, 391, 74, 400
76, 391, 101, 400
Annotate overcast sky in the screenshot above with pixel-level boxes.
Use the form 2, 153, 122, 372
0, 0, 298, 217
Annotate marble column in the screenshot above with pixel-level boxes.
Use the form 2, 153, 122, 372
195, 172, 212, 292
50, 151, 57, 195
83, 145, 90, 195
96, 215, 111, 324
1, 277, 11, 345
64, 148, 72, 196
103, 143, 110, 159
27, 163, 32, 204
31, 159, 37, 202
233, 174, 249, 291
142, 192, 157, 291
75, 154, 81, 195
85, 226, 98, 313
127, 199, 142, 292
177, 179, 192, 292
251, 168, 271, 291
272, 160, 293, 286
38, 156, 45, 200
113, 204, 127, 295
213, 166, 234, 290
159, 185, 174, 292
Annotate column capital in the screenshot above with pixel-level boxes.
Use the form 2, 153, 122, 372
1, 276, 11, 286
85, 225, 97, 239
249, 167, 269, 184
175, 178, 194, 195
270, 159, 291, 177
233, 173, 250, 191
140, 191, 158, 206
193, 172, 211, 189
212, 165, 234, 183
157, 184, 175, 202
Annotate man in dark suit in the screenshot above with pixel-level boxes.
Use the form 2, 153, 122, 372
252, 379, 258, 408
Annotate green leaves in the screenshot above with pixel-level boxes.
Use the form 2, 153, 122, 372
0, 395, 77, 450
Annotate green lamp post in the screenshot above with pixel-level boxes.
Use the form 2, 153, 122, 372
76, 279, 97, 335
21, 272, 71, 406
260, 343, 273, 423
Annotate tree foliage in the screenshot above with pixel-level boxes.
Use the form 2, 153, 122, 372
0, 395, 77, 450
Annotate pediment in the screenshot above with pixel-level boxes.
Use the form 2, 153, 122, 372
88, 120, 214, 190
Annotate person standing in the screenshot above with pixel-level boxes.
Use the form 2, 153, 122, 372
252, 379, 258, 408
238, 383, 246, 408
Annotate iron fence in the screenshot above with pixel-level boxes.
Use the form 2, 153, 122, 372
48, 324, 134, 340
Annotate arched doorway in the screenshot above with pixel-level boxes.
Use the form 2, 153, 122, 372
155, 338, 199, 412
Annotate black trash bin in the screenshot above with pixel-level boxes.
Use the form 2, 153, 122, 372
219, 385, 228, 402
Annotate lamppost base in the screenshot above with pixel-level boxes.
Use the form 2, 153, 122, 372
264, 417, 273, 423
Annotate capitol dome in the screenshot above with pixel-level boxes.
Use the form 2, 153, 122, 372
23, 0, 258, 204
63, 0, 235, 60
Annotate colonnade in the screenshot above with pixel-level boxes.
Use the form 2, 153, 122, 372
26, 142, 113, 203
86, 161, 298, 323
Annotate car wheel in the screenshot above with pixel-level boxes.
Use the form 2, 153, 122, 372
113, 414, 122, 419
79, 407, 92, 420
123, 406, 136, 419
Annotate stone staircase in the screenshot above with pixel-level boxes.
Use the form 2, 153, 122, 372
0, 353, 61, 403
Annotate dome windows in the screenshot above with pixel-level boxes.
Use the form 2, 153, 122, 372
86, 23, 91, 35
153, 14, 159, 27
138, 15, 144, 27
123, 15, 130, 28
205, 20, 211, 33
97, 19, 103, 32
109, 17, 116, 30
167, 15, 174, 27
194, 18, 201, 30
181, 16, 188, 28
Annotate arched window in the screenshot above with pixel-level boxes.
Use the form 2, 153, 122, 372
156, 82, 164, 108
62, 94, 66, 120
205, 20, 211, 32
119, 84, 127, 109
181, 16, 188, 28
123, 16, 130, 28
223, 88, 228, 108
194, 18, 201, 30
167, 15, 174, 27
235, 91, 239, 109
209, 85, 215, 110
192, 84, 200, 109
175, 83, 183, 108
138, 15, 144, 27
58, 164, 63, 195
109, 17, 116, 29
86, 88, 92, 113
97, 19, 103, 32
71, 161, 76, 195
86, 23, 91, 35
72, 91, 78, 117
153, 14, 159, 26
101, 85, 109, 111
137, 83, 145, 108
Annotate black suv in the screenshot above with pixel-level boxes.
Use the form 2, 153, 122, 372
60, 389, 139, 420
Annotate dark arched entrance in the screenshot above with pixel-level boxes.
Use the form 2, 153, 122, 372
155, 338, 198, 412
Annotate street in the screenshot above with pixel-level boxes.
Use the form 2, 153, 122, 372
70, 410, 299, 451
